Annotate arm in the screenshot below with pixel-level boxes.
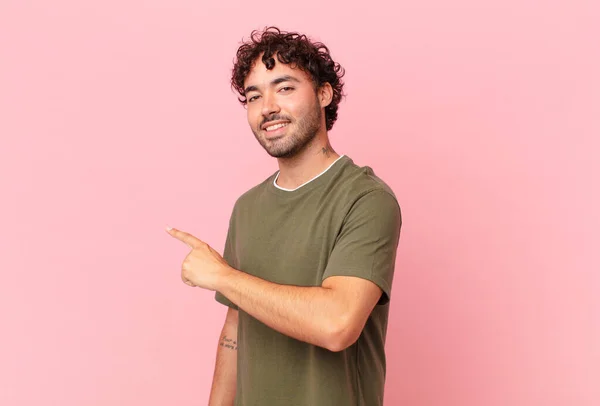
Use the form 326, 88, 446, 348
215, 191, 400, 353
208, 307, 238, 406
217, 272, 381, 352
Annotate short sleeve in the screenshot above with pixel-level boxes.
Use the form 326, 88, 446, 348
215, 208, 239, 310
322, 190, 401, 305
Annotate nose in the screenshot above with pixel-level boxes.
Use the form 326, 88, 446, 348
261, 92, 280, 117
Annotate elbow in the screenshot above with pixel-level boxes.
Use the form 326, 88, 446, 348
325, 338, 356, 353
322, 315, 361, 352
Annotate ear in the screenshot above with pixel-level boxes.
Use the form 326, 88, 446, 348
318, 83, 334, 108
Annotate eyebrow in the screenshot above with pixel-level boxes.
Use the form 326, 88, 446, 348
244, 75, 301, 94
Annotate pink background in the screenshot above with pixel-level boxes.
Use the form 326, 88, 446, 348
1, 1, 598, 405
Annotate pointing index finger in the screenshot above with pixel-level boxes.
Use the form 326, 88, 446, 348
166, 226, 202, 249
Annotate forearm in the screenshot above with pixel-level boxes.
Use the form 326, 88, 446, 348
217, 268, 350, 351
208, 313, 238, 406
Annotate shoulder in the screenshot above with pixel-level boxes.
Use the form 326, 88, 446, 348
331, 156, 400, 212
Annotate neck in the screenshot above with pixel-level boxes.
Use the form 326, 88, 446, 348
275, 134, 340, 190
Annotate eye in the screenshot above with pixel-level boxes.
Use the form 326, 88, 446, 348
279, 86, 294, 93
247, 95, 260, 103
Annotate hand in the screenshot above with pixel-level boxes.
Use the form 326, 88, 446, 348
166, 226, 231, 290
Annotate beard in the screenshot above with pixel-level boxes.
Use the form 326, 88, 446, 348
252, 102, 323, 159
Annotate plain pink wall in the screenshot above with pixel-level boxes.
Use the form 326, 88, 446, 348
1, 1, 598, 405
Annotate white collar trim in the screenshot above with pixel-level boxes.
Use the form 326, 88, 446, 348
273, 155, 345, 192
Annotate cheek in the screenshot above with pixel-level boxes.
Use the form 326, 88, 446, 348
278, 101, 298, 120
289, 103, 309, 121
246, 107, 258, 127
286, 93, 316, 118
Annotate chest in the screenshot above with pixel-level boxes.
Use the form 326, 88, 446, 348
232, 194, 347, 286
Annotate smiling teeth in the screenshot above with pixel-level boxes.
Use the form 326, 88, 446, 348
266, 123, 289, 131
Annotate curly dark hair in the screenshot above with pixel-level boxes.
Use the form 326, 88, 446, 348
231, 27, 345, 131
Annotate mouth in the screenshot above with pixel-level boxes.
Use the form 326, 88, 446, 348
262, 121, 290, 138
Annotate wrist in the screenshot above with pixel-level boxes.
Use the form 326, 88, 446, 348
215, 265, 236, 293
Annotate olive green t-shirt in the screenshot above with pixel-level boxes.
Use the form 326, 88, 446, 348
215, 155, 402, 406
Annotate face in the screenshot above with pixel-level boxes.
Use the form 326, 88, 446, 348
243, 57, 326, 158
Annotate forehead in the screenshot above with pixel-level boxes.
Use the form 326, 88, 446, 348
244, 56, 312, 89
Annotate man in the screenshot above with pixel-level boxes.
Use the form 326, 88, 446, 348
167, 27, 402, 406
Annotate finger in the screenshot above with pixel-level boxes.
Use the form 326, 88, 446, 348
166, 226, 203, 249
182, 274, 196, 287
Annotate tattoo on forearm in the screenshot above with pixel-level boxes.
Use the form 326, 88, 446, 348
219, 335, 238, 350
